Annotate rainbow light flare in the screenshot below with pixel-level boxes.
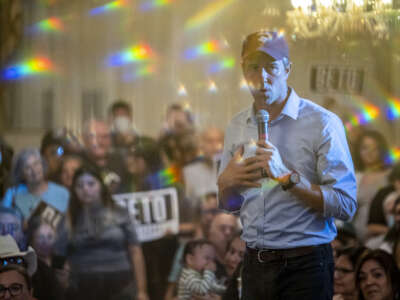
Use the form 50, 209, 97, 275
123, 64, 156, 81
208, 57, 235, 73
33, 17, 63, 32
346, 97, 380, 128
385, 147, 400, 165
140, 0, 174, 12
146, 165, 181, 188
89, 0, 127, 15
2, 57, 53, 80
185, 0, 236, 30
107, 43, 155, 66
184, 40, 223, 60
386, 97, 400, 121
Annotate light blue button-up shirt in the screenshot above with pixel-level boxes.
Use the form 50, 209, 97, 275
218, 88, 357, 249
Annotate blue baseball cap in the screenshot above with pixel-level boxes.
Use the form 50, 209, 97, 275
242, 31, 289, 61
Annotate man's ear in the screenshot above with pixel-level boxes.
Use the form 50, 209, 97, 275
285, 61, 292, 77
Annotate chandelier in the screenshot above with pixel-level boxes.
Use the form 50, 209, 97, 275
286, 0, 400, 39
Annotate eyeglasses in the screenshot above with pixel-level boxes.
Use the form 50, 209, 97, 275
334, 267, 354, 276
0, 283, 24, 298
0, 256, 26, 268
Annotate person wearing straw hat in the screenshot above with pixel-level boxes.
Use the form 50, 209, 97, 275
0, 235, 37, 300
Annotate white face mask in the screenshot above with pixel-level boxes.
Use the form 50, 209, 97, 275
386, 214, 395, 228
113, 116, 132, 133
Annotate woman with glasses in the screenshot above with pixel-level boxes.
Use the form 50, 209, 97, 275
53, 164, 148, 300
355, 249, 400, 300
0, 265, 35, 300
334, 246, 367, 300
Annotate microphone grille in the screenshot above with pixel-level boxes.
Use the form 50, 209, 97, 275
256, 109, 269, 122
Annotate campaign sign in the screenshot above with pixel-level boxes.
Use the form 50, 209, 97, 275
30, 202, 63, 230
113, 187, 179, 242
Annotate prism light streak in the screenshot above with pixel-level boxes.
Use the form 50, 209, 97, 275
185, 0, 236, 30
385, 147, 400, 165
208, 57, 235, 73
34, 17, 63, 32
347, 96, 380, 126
122, 65, 156, 82
89, 0, 127, 15
107, 43, 154, 67
386, 97, 400, 121
184, 40, 222, 60
140, 0, 174, 12
2, 57, 53, 80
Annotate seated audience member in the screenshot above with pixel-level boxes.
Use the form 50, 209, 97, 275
53, 165, 148, 300
27, 216, 64, 300
57, 154, 83, 189
352, 130, 391, 242
183, 127, 223, 202
81, 119, 126, 193
331, 224, 359, 259
221, 234, 246, 300
379, 197, 400, 253
194, 192, 219, 239
355, 249, 400, 300
1, 148, 69, 219
108, 100, 138, 153
0, 235, 37, 300
0, 211, 64, 300
333, 246, 367, 300
26, 217, 56, 267
368, 163, 400, 239
178, 239, 226, 300
223, 233, 245, 278
122, 137, 179, 300
165, 212, 238, 300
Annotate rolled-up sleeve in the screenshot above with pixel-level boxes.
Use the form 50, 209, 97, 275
317, 116, 357, 221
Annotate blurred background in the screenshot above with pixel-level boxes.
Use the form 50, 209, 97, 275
0, 0, 400, 156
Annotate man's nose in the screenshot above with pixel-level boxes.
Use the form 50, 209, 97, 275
261, 68, 271, 79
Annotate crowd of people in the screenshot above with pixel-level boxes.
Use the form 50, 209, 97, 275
0, 97, 399, 300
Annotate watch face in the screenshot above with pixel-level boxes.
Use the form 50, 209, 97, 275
290, 172, 300, 184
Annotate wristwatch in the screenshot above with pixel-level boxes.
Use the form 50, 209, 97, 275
281, 170, 300, 191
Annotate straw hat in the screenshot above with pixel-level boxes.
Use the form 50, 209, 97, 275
0, 235, 37, 276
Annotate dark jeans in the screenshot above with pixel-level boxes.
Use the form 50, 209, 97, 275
69, 270, 136, 300
242, 244, 334, 300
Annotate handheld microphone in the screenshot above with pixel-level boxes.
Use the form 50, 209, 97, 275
256, 109, 269, 142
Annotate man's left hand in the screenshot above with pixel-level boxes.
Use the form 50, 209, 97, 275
255, 140, 290, 179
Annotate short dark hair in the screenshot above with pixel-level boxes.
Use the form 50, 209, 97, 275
355, 249, 400, 300
0, 265, 32, 290
183, 239, 214, 265
336, 246, 367, 268
110, 100, 132, 116
166, 103, 194, 124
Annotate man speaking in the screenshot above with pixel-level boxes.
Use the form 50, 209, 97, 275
217, 31, 357, 299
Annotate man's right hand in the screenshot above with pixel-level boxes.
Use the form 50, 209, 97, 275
217, 145, 261, 192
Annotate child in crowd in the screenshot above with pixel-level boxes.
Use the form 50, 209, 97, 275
178, 239, 226, 300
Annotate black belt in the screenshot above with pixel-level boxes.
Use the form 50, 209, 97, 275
246, 245, 323, 263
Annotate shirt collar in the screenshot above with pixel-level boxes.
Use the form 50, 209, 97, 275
245, 87, 300, 124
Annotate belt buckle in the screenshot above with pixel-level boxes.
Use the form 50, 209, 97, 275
257, 249, 275, 263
